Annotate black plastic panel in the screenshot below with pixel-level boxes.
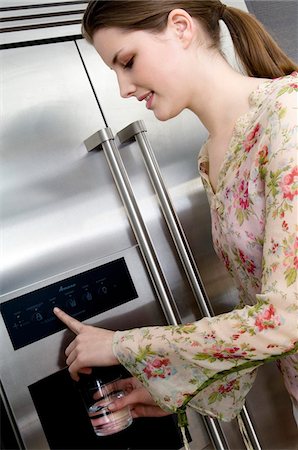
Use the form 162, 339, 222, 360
29, 367, 186, 450
1, 258, 137, 350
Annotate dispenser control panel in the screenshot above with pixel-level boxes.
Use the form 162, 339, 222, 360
1, 258, 138, 350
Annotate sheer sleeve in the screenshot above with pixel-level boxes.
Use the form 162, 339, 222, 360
112, 84, 298, 421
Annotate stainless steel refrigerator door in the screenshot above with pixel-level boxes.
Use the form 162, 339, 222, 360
0, 39, 179, 450
0, 40, 136, 297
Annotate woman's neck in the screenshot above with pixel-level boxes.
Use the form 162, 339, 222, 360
188, 54, 267, 139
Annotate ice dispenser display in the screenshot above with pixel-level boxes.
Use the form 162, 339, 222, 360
1, 258, 137, 350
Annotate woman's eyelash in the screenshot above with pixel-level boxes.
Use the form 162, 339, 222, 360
123, 57, 134, 69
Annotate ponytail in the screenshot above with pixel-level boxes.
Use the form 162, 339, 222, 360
221, 5, 298, 78
82, 0, 298, 79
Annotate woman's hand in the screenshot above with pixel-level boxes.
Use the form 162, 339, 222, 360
53, 308, 170, 418
53, 307, 118, 381
109, 377, 171, 419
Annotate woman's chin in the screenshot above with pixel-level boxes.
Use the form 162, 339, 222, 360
153, 108, 179, 122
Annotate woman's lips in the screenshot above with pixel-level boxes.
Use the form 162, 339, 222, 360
145, 92, 154, 109
138, 91, 154, 109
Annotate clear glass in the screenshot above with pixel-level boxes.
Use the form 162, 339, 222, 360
86, 378, 132, 436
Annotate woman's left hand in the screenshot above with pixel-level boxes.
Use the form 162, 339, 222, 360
53, 307, 118, 381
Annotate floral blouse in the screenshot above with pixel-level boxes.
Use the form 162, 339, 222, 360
113, 73, 298, 422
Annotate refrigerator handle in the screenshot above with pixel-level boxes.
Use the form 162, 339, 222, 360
116, 120, 262, 450
84, 127, 181, 327
117, 120, 214, 318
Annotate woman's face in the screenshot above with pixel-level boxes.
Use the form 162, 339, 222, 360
93, 25, 194, 121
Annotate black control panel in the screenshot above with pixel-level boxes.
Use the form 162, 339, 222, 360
1, 258, 138, 350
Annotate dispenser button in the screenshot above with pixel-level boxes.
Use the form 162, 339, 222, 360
66, 296, 77, 308
31, 311, 43, 322
82, 291, 93, 302
98, 285, 108, 295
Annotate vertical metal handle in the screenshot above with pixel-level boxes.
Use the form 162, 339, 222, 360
117, 120, 214, 319
84, 128, 181, 327
117, 120, 262, 450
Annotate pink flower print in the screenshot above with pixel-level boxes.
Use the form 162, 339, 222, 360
218, 379, 237, 394
258, 145, 269, 165
294, 238, 298, 269
280, 166, 298, 201
226, 347, 240, 354
271, 238, 280, 254
289, 83, 298, 89
282, 220, 289, 231
211, 344, 248, 360
204, 332, 216, 343
220, 250, 231, 271
246, 259, 256, 274
255, 304, 281, 332
238, 179, 249, 209
239, 249, 246, 264
225, 187, 231, 199
243, 123, 261, 152
143, 357, 173, 379
238, 249, 256, 275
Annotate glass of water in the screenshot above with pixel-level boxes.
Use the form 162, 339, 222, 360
78, 370, 133, 437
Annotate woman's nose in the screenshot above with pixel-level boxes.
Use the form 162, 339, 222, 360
117, 73, 136, 99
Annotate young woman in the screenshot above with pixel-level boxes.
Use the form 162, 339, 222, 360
54, 0, 298, 427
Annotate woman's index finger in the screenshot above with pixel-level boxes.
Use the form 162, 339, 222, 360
53, 307, 83, 335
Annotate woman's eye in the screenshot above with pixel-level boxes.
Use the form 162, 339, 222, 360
123, 57, 134, 70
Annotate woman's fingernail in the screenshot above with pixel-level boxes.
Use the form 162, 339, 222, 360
108, 402, 115, 411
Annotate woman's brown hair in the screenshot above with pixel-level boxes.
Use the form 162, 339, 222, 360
82, 0, 298, 79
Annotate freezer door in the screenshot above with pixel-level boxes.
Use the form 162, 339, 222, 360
0, 41, 136, 297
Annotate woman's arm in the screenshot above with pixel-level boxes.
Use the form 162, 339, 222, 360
54, 79, 298, 421
53, 308, 171, 417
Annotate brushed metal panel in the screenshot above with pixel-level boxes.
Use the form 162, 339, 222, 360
0, 247, 170, 449
0, 41, 135, 297
0, 25, 82, 45
0, 4, 86, 17
0, 0, 86, 7
0, 14, 83, 29
0, 1, 86, 44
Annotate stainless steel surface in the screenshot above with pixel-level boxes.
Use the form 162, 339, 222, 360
203, 416, 230, 450
85, 128, 182, 326
0, 41, 136, 296
0, 0, 86, 46
0, 39, 145, 450
0, 247, 169, 449
117, 120, 215, 319
1, 1, 298, 449
238, 408, 262, 450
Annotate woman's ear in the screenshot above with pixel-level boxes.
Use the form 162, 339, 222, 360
167, 8, 195, 48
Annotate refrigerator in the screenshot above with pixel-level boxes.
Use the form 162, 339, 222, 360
1, 1, 297, 449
